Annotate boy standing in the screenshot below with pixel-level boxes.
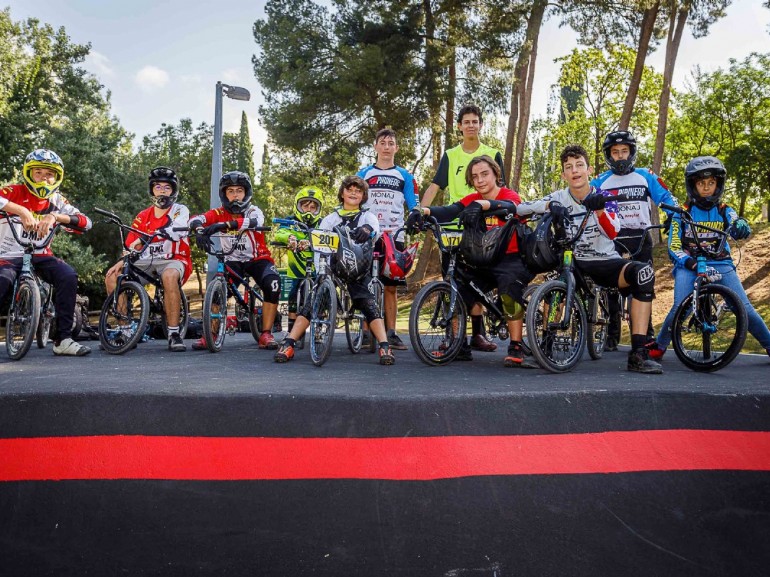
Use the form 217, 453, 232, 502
358, 128, 418, 350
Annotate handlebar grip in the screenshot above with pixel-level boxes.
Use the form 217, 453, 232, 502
659, 203, 682, 214
93, 207, 116, 217
272, 218, 294, 225
251, 226, 273, 232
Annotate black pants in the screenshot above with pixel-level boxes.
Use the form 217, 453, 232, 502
0, 256, 78, 341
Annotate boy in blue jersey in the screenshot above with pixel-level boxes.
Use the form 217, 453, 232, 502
358, 128, 418, 350
591, 130, 678, 350
650, 156, 770, 359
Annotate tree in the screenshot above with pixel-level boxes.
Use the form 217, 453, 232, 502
236, 111, 255, 177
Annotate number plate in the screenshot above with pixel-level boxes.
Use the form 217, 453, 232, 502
440, 231, 462, 247
310, 230, 339, 254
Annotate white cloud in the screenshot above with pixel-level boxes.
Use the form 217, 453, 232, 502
135, 65, 170, 93
86, 50, 115, 77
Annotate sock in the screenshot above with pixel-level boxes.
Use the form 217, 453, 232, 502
471, 315, 484, 336
379, 342, 390, 350
167, 326, 179, 337
283, 337, 296, 347
630, 334, 646, 351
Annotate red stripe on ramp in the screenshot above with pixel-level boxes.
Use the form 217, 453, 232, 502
2, 430, 770, 481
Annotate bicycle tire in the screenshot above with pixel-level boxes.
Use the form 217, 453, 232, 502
98, 280, 149, 355
202, 278, 228, 352
295, 278, 312, 349
520, 283, 540, 350
408, 281, 467, 366
310, 278, 337, 367
6, 278, 41, 360
36, 304, 55, 349
344, 286, 364, 353
587, 287, 610, 360
161, 289, 189, 339
671, 283, 747, 372
248, 288, 264, 343
525, 279, 587, 373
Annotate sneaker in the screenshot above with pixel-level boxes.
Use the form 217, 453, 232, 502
604, 336, 619, 352
455, 343, 473, 361
258, 331, 278, 350
470, 334, 497, 352
191, 337, 208, 351
274, 342, 295, 363
645, 340, 666, 360
504, 341, 539, 369
627, 348, 663, 374
378, 346, 395, 365
53, 338, 91, 356
168, 332, 186, 352
387, 332, 408, 351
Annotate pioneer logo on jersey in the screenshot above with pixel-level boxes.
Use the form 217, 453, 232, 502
610, 186, 647, 201
367, 176, 402, 191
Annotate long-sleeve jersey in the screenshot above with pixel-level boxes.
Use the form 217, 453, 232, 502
517, 187, 621, 261
273, 216, 316, 279
429, 187, 522, 254
0, 183, 91, 258
315, 208, 380, 272
189, 205, 272, 263
591, 168, 677, 231
668, 203, 737, 269
358, 164, 418, 232
125, 203, 192, 281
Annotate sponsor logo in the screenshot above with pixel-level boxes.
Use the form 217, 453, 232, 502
638, 264, 654, 284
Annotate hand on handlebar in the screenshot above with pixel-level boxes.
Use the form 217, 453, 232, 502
581, 193, 609, 212
14, 207, 37, 231
459, 202, 482, 228
548, 201, 570, 225
405, 208, 424, 233
730, 218, 751, 240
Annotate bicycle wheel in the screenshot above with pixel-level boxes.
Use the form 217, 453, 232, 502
671, 283, 747, 372
6, 278, 41, 360
98, 280, 149, 355
587, 288, 610, 360
344, 288, 364, 353
309, 278, 337, 367
295, 278, 312, 349
36, 303, 55, 349
408, 281, 467, 366
520, 283, 540, 350
161, 289, 189, 339
202, 279, 228, 352
368, 278, 384, 353
525, 279, 587, 373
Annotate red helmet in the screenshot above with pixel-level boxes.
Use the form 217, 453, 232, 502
380, 231, 418, 281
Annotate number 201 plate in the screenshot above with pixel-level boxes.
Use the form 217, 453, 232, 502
311, 230, 339, 254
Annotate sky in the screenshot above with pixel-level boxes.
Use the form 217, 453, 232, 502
6, 0, 770, 168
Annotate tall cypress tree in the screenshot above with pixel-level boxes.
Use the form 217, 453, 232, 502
237, 111, 256, 177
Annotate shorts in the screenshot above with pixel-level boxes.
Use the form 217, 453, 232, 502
576, 258, 631, 295
134, 259, 185, 280
227, 259, 281, 303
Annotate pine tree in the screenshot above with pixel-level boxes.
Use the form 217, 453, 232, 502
237, 111, 256, 178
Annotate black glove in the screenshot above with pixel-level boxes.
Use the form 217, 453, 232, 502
548, 201, 570, 224
405, 208, 424, 233
582, 193, 609, 212
459, 202, 483, 228
203, 222, 228, 235
352, 225, 374, 243
684, 257, 697, 271
195, 232, 212, 252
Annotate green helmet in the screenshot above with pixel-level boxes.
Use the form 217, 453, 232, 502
294, 186, 325, 226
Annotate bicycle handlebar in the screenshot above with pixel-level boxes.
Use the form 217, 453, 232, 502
0, 212, 60, 249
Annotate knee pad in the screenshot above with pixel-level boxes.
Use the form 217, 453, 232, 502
356, 297, 381, 324
262, 275, 281, 304
500, 294, 525, 321
623, 262, 655, 302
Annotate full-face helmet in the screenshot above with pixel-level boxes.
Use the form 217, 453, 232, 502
219, 171, 253, 214
602, 131, 637, 175
685, 156, 726, 210
23, 149, 64, 199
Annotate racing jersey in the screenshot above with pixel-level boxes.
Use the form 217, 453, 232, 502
319, 208, 380, 239
432, 143, 505, 204
668, 203, 737, 269
189, 205, 272, 263
0, 183, 91, 258
591, 168, 676, 232
125, 203, 192, 281
517, 186, 620, 261
358, 164, 418, 232
274, 215, 316, 280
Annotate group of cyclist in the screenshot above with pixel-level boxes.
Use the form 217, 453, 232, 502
2, 101, 769, 372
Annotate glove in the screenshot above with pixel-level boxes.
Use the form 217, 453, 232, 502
582, 193, 609, 212
194, 231, 212, 252
730, 218, 751, 240
352, 225, 373, 243
405, 208, 424, 233
459, 202, 483, 228
548, 201, 570, 224
684, 257, 697, 271
203, 222, 228, 235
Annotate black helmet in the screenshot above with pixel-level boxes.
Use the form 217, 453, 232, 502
148, 166, 179, 209
602, 131, 637, 175
522, 213, 562, 274
219, 171, 254, 214
685, 156, 726, 210
333, 226, 373, 283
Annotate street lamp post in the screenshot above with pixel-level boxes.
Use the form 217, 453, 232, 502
208, 81, 251, 283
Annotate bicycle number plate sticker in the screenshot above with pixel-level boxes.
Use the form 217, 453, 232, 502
440, 231, 462, 247
311, 230, 339, 254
